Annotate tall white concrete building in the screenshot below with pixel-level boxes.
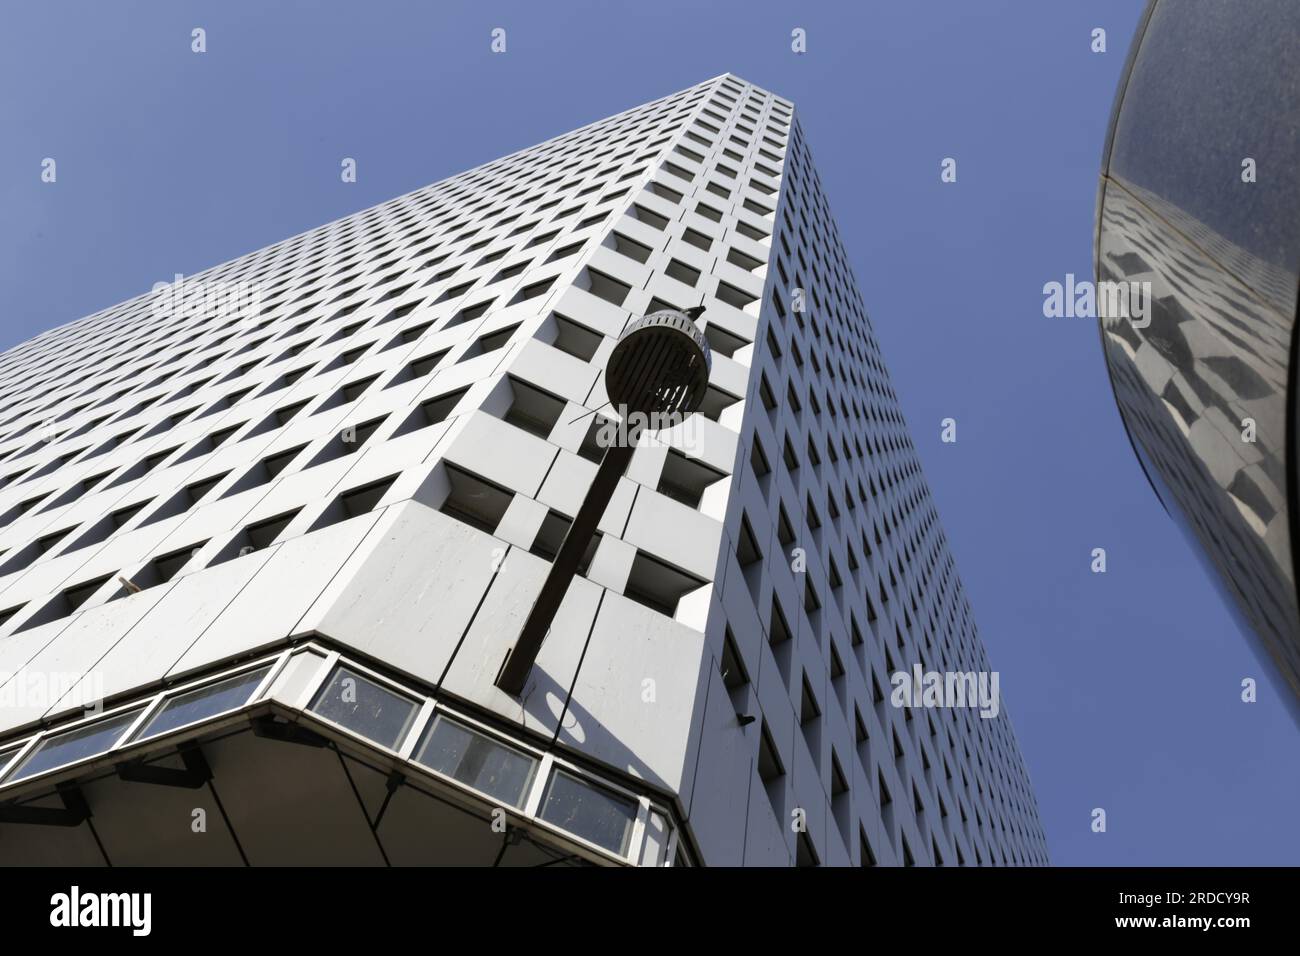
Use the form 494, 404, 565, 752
0, 75, 1047, 866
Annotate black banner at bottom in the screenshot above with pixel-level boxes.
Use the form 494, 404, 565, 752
0, 866, 1282, 941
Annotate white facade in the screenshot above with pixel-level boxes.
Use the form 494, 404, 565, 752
0, 74, 1046, 866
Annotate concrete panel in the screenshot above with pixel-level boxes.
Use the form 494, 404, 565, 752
2, 584, 172, 730
168, 511, 382, 679
301, 501, 502, 688
49, 547, 277, 717
682, 665, 752, 866
557, 592, 707, 795
440, 551, 602, 737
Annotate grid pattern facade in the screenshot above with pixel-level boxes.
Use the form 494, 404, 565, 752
0, 74, 1045, 866
697, 91, 1047, 867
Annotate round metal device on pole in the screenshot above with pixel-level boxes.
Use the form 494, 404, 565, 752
605, 307, 712, 419
494, 306, 712, 696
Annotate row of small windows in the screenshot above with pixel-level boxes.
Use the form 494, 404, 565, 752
2, 140, 764, 470
0, 83, 725, 423
0, 471, 397, 637
716, 110, 1046, 863
0, 79, 769, 442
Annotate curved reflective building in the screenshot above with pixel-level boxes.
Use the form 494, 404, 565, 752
1097, 0, 1300, 711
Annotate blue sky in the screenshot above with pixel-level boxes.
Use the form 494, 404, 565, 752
3, 0, 1296, 865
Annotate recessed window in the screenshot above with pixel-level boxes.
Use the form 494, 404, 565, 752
665, 259, 700, 287
40, 470, 110, 512
393, 386, 469, 436
757, 719, 785, 797
414, 714, 538, 809
177, 421, 244, 463
104, 445, 181, 488
248, 400, 309, 437
258, 365, 312, 397
726, 247, 765, 272
657, 450, 725, 509
546, 241, 584, 263
716, 281, 758, 310
400, 348, 450, 381
511, 277, 555, 305
573, 264, 636, 312
501, 377, 565, 440
384, 320, 436, 351
339, 475, 396, 517
142, 472, 228, 525
681, 228, 713, 251
0, 494, 43, 529
695, 203, 723, 223
576, 416, 612, 464
860, 828, 878, 867
14, 575, 111, 633
211, 508, 301, 565
796, 831, 820, 868
446, 299, 493, 329
623, 550, 705, 617
123, 540, 207, 593
468, 322, 520, 357
648, 182, 683, 204
629, 204, 668, 230
439, 464, 512, 535
223, 445, 306, 496
750, 438, 771, 486
547, 314, 602, 362
65, 500, 148, 552
698, 384, 741, 422
319, 374, 380, 412
703, 322, 750, 358
492, 261, 529, 283
434, 280, 474, 304
309, 475, 398, 531
662, 160, 694, 182
610, 233, 652, 264
529, 510, 601, 572
0, 525, 75, 575
309, 666, 420, 750
720, 626, 749, 692
304, 416, 385, 467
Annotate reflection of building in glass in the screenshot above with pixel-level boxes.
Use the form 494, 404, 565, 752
0, 75, 1045, 865
1098, 0, 1300, 713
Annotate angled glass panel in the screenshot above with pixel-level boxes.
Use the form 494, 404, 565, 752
309, 665, 418, 749
0, 747, 24, 779
539, 769, 637, 856
8, 708, 144, 782
134, 665, 272, 742
413, 714, 537, 808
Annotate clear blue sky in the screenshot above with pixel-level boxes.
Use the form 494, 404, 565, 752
3, 0, 1296, 865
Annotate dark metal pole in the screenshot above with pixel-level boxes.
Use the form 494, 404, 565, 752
494, 305, 709, 697
495, 438, 637, 695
